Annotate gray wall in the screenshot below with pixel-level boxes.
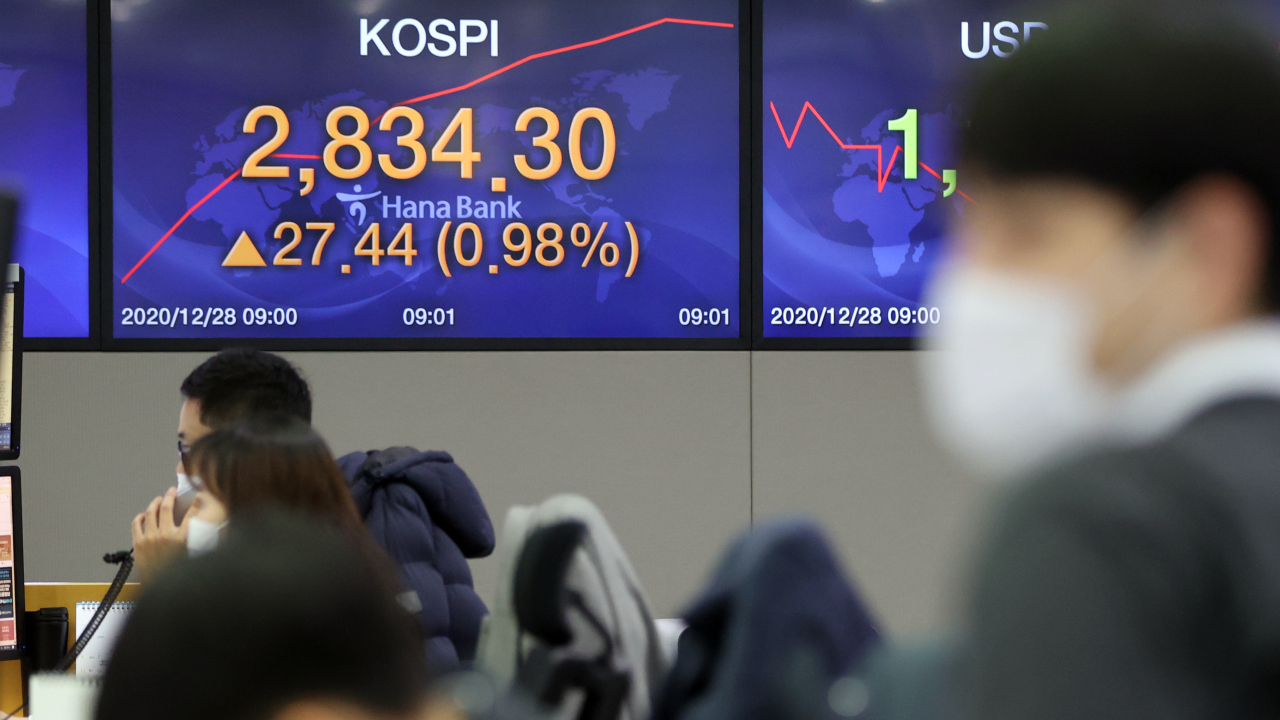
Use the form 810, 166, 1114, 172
19, 350, 983, 635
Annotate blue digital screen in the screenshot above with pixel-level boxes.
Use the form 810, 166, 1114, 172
111, 0, 741, 341
0, 0, 91, 339
761, 0, 1021, 339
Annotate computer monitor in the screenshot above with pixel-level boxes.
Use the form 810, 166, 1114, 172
0, 467, 24, 660
0, 264, 23, 461
0, 197, 13, 273
0, 194, 22, 460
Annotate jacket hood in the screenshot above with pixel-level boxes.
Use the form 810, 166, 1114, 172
339, 448, 495, 559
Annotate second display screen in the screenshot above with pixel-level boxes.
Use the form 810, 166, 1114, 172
760, 0, 1015, 342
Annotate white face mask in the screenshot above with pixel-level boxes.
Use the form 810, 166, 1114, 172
920, 264, 1112, 479
187, 516, 226, 557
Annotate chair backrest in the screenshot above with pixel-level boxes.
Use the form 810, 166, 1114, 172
477, 495, 666, 720
512, 520, 631, 720
513, 521, 589, 647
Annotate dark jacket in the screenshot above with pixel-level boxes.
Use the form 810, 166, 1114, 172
653, 518, 883, 720
338, 447, 495, 670
964, 397, 1280, 720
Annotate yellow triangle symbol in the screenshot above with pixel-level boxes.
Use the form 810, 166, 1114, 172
222, 231, 266, 267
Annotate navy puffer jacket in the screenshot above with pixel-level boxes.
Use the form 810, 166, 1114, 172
338, 447, 495, 669
652, 518, 882, 720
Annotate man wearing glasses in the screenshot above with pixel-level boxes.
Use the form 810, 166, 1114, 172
130, 348, 312, 581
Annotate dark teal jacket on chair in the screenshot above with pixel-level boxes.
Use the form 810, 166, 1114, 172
652, 518, 883, 720
339, 447, 495, 670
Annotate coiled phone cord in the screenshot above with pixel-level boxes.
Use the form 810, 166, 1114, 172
0, 549, 134, 719
53, 550, 134, 672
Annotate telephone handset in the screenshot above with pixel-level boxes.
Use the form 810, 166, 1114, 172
173, 473, 197, 524
173, 485, 196, 524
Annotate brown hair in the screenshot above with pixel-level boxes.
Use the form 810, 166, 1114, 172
187, 415, 369, 549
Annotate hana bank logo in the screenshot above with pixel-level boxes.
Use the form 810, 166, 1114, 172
961, 21, 1048, 59
336, 184, 382, 229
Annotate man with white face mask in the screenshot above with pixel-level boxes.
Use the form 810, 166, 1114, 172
918, 3, 1280, 719
129, 350, 495, 669
131, 348, 312, 581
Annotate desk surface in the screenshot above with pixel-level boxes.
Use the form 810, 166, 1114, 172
0, 583, 142, 717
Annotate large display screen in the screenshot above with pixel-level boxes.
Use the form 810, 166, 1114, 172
110, 0, 742, 344
760, 0, 1012, 343
0, 0, 91, 339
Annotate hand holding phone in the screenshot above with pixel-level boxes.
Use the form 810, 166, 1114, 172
132, 487, 193, 583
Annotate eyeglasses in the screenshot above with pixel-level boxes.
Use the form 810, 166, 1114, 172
178, 439, 192, 474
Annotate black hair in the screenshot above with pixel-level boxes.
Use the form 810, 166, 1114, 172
180, 348, 312, 427
962, 1, 1280, 309
95, 512, 429, 720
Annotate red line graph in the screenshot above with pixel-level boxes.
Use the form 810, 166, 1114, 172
769, 101, 975, 204
120, 171, 240, 283
119, 154, 324, 283
121, 18, 735, 284
386, 18, 734, 114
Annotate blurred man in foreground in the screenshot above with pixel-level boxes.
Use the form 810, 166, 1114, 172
97, 512, 439, 720
921, 2, 1280, 718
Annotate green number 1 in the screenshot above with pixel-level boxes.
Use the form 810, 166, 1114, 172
887, 109, 918, 180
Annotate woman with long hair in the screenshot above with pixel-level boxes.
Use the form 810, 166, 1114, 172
133, 414, 386, 581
